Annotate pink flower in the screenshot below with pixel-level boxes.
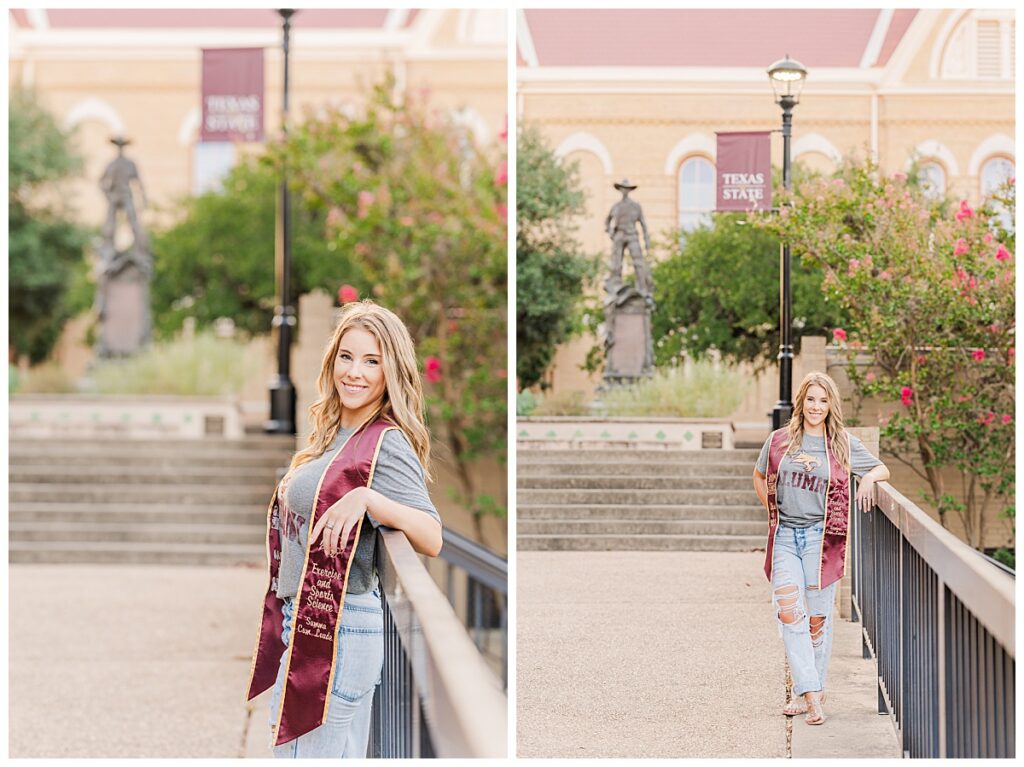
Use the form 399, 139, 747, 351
399, 215, 415, 227
983, 233, 994, 244
1008, 347, 1015, 364
832, 328, 848, 343
955, 199, 974, 222
878, 270, 893, 281
1002, 414, 1013, 425
498, 114, 508, 141
326, 206, 345, 228
357, 190, 375, 219
496, 203, 507, 223
916, 355, 927, 366
495, 160, 508, 186
496, 368, 507, 379
865, 371, 876, 383
337, 284, 359, 304
892, 171, 906, 181
977, 411, 996, 426
847, 258, 861, 274
972, 349, 986, 361
424, 356, 442, 384
953, 238, 969, 256
900, 386, 914, 407
427, 211, 445, 224
995, 244, 1012, 262
354, 242, 370, 257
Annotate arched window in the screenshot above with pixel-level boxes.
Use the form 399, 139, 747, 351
981, 156, 1014, 196
981, 156, 1014, 229
917, 161, 946, 201
677, 156, 715, 233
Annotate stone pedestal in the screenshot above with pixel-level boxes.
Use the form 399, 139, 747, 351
601, 285, 654, 387
98, 258, 151, 357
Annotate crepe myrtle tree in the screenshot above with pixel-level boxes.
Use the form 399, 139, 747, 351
755, 159, 1014, 554
271, 78, 508, 541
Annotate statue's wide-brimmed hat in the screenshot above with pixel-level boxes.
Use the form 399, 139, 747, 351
613, 178, 637, 191
109, 135, 132, 147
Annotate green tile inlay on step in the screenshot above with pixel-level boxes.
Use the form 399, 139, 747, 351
30, 412, 39, 421
573, 429, 583, 438
656, 430, 667, 440
600, 430, 611, 438
184, 414, 193, 423
122, 413, 131, 422
684, 431, 695, 441
152, 413, 162, 423
92, 412, 101, 420
545, 430, 557, 438
627, 431, 638, 439
519, 429, 529, 437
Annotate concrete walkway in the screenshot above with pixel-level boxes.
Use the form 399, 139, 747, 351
517, 551, 900, 758
9, 564, 272, 758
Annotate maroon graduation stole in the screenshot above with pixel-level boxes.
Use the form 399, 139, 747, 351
763, 426, 852, 589
245, 417, 396, 746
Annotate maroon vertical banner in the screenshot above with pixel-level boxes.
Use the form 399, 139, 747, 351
715, 131, 772, 211
201, 48, 264, 142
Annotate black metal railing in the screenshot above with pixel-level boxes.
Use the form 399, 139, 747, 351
438, 527, 508, 688
851, 479, 1015, 758
368, 530, 506, 758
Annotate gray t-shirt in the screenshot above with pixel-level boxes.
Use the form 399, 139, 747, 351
755, 432, 881, 528
275, 426, 439, 598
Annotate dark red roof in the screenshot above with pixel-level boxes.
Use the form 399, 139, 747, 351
9, 8, 414, 30
522, 9, 919, 69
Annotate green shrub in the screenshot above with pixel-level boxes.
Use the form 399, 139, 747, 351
89, 332, 258, 396
15, 362, 77, 394
600, 362, 748, 417
516, 389, 538, 417
532, 389, 592, 416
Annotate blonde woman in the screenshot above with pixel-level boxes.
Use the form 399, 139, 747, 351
752, 371, 889, 725
246, 301, 443, 757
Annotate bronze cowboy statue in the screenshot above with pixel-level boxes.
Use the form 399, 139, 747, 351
604, 178, 652, 298
101, 135, 149, 251
94, 135, 153, 357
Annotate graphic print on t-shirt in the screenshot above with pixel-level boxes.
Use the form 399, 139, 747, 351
792, 452, 820, 473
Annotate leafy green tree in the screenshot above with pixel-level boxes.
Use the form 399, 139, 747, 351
270, 79, 507, 539
151, 159, 364, 338
756, 159, 1014, 551
9, 88, 92, 363
652, 213, 843, 369
516, 125, 598, 390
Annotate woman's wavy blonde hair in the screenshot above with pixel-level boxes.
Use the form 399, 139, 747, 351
288, 300, 431, 478
786, 371, 850, 470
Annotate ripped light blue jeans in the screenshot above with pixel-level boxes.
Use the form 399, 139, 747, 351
771, 523, 838, 697
269, 586, 385, 758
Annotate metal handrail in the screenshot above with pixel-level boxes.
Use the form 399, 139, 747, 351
439, 527, 508, 687
370, 529, 507, 758
851, 479, 1015, 758
871, 481, 1014, 649
441, 527, 507, 593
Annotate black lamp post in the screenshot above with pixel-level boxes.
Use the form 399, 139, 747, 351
266, 8, 297, 434
767, 54, 807, 431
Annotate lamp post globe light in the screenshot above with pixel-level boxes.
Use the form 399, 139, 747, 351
266, 8, 297, 434
767, 54, 807, 431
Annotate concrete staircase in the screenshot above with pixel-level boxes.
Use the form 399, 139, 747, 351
9, 435, 296, 565
517, 447, 766, 551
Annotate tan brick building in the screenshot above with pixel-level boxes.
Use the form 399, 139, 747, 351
517, 8, 1015, 398
9, 8, 508, 230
